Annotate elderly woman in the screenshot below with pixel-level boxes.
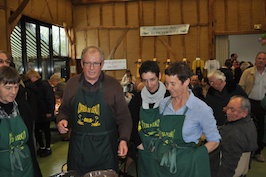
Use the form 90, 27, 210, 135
0, 66, 42, 177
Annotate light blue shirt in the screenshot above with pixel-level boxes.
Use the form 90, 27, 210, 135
159, 90, 221, 144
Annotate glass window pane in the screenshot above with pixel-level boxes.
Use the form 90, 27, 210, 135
52, 26, 59, 54
60, 27, 68, 56
40, 26, 50, 80
26, 22, 38, 71
11, 25, 23, 74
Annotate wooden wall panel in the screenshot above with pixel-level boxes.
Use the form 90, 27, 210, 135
126, 30, 140, 58
88, 4, 101, 26
5, 0, 72, 34
1, 0, 72, 54
199, 0, 208, 24
114, 3, 126, 26
199, 27, 209, 59
102, 4, 113, 26
182, 0, 198, 25
214, 0, 225, 31
73, 0, 213, 79
238, 2, 252, 30
226, 2, 238, 31
155, 0, 167, 25
142, 37, 155, 59
73, 6, 88, 28
169, 1, 182, 24
184, 27, 198, 59
0, 1, 4, 6
75, 31, 87, 58
142, 2, 154, 26
98, 30, 109, 52
127, 3, 138, 26
87, 30, 99, 46
252, 0, 265, 26
214, 0, 266, 34
170, 35, 183, 60
0, 9, 8, 50
3, 0, 266, 79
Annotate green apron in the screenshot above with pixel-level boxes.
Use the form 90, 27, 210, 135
0, 114, 33, 177
138, 107, 160, 177
68, 80, 118, 175
152, 100, 210, 177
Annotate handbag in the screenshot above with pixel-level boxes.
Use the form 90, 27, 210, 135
261, 93, 266, 110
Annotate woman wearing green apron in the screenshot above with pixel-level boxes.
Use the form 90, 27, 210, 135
0, 66, 42, 177
151, 62, 221, 177
132, 61, 167, 177
138, 106, 160, 176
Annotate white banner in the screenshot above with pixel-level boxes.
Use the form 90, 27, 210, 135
140, 24, 190, 36
102, 59, 127, 70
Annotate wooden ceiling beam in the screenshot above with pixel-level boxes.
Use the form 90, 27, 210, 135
72, 0, 138, 5
8, 0, 29, 24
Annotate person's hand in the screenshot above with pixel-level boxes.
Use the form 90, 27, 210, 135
57, 120, 69, 134
137, 143, 144, 150
118, 140, 128, 158
126, 92, 132, 99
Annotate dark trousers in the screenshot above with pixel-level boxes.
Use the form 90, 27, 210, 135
249, 99, 266, 154
35, 121, 51, 148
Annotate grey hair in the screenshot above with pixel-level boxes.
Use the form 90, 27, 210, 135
81, 46, 105, 61
207, 69, 226, 82
230, 95, 251, 113
255, 52, 266, 59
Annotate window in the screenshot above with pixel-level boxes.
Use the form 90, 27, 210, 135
10, 16, 69, 80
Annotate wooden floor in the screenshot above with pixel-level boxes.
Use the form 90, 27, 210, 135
38, 129, 266, 177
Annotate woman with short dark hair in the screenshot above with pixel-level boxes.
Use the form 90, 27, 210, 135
0, 66, 42, 177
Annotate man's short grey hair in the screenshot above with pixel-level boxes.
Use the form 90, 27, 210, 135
81, 46, 105, 61
207, 69, 226, 82
230, 95, 251, 113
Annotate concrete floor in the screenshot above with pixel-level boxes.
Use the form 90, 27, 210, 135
38, 129, 266, 177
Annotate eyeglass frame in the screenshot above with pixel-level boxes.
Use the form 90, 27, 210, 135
82, 61, 102, 67
0, 58, 12, 65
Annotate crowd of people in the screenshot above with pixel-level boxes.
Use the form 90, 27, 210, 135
0, 48, 265, 177
120, 52, 265, 177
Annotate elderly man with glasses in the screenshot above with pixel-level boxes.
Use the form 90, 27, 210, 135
205, 69, 248, 177
57, 46, 132, 176
206, 69, 247, 127
217, 96, 257, 177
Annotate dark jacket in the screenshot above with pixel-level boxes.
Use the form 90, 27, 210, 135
206, 82, 247, 126
34, 79, 55, 122
217, 115, 258, 177
15, 85, 43, 177
24, 79, 39, 120
56, 72, 132, 142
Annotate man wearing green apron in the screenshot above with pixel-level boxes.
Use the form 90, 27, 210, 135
128, 61, 167, 177
151, 62, 221, 177
57, 46, 132, 176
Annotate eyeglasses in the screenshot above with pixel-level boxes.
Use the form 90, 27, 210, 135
0, 58, 11, 65
223, 106, 241, 113
209, 79, 220, 85
83, 61, 102, 67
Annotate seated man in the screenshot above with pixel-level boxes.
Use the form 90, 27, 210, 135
218, 95, 258, 177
